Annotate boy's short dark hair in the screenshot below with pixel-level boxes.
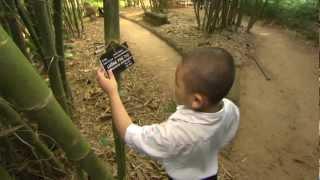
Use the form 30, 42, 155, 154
181, 47, 235, 105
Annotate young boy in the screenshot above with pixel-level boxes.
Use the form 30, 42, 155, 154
96, 47, 240, 180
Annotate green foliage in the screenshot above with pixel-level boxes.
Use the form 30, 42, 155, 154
263, 0, 318, 39
84, 0, 103, 7
264, 0, 317, 23
84, 0, 126, 8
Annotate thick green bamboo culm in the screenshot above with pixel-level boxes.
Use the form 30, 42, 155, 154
0, 97, 64, 171
103, 0, 126, 179
32, 0, 70, 115
0, 166, 12, 180
0, 26, 113, 180
53, 0, 73, 111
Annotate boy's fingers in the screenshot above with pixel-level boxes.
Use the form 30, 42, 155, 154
107, 70, 115, 80
97, 69, 103, 77
99, 67, 106, 74
97, 68, 107, 80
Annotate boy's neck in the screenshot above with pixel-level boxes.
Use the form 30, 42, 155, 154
200, 101, 223, 113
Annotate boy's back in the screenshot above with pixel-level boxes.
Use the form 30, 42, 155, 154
125, 98, 239, 179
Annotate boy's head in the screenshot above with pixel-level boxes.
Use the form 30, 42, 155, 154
175, 47, 235, 111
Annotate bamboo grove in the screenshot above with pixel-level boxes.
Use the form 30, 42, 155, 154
0, 0, 115, 179
193, 0, 269, 33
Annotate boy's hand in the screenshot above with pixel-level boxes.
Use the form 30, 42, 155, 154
96, 68, 118, 96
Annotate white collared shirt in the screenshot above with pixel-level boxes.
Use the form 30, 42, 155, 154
125, 98, 240, 180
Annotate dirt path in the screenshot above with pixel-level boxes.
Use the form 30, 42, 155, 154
229, 24, 319, 180
120, 18, 318, 180
120, 19, 181, 98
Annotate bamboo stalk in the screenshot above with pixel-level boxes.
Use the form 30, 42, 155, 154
3, 0, 29, 58
53, 0, 73, 114
104, 0, 120, 44
227, 0, 238, 25
63, 2, 76, 38
193, 0, 200, 28
103, 0, 126, 179
0, 166, 12, 180
15, 0, 46, 65
32, 0, 70, 115
0, 133, 16, 165
69, 0, 81, 38
75, 0, 84, 33
221, 0, 229, 28
236, 0, 244, 27
64, 0, 76, 38
0, 25, 113, 180
0, 97, 65, 171
209, 0, 223, 33
0, 1, 12, 36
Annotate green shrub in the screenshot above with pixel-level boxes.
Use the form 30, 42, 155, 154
263, 0, 318, 40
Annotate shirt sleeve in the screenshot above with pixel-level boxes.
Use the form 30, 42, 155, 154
125, 122, 181, 160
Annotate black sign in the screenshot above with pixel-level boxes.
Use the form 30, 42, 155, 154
100, 42, 134, 74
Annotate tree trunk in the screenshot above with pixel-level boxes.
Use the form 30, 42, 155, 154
0, 25, 113, 180
103, 1, 126, 179
53, 0, 73, 113
32, 0, 70, 115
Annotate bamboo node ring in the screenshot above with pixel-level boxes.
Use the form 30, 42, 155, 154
19, 91, 53, 112
0, 38, 8, 47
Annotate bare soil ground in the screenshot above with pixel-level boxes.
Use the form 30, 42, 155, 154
230, 23, 319, 180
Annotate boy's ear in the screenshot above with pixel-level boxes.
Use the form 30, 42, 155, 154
191, 93, 208, 110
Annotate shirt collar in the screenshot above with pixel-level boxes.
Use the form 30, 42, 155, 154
174, 99, 226, 125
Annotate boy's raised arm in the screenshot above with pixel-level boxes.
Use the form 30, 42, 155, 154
96, 68, 132, 139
